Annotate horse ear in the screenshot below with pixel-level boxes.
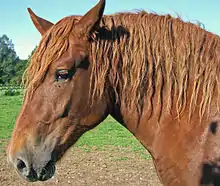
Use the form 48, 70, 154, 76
76, 0, 105, 36
27, 8, 54, 36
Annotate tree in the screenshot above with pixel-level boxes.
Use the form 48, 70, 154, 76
0, 34, 19, 84
12, 46, 37, 85
10, 59, 28, 85
0, 35, 38, 85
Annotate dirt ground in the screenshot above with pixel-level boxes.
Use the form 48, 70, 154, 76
0, 145, 162, 186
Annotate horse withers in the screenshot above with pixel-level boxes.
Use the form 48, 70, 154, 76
7, 0, 220, 185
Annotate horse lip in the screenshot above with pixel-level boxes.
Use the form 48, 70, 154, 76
15, 170, 38, 182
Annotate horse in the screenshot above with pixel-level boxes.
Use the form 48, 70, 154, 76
7, 0, 220, 185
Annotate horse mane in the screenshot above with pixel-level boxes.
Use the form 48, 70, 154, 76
24, 11, 220, 120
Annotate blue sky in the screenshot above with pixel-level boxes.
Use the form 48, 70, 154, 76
0, 0, 219, 59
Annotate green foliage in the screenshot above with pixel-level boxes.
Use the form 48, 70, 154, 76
0, 34, 19, 84
11, 59, 29, 85
0, 34, 35, 86
4, 89, 20, 96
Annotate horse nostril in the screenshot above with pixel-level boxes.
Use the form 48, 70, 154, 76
16, 158, 38, 182
17, 159, 27, 171
38, 160, 56, 181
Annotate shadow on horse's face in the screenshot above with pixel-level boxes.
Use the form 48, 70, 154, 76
7, 0, 108, 182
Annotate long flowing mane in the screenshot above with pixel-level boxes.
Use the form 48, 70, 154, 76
91, 12, 220, 119
24, 11, 220, 119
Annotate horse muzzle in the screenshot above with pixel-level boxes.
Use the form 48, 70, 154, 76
16, 159, 55, 182
8, 147, 56, 182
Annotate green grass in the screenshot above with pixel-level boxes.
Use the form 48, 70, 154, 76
75, 117, 146, 152
0, 95, 23, 139
0, 94, 151, 159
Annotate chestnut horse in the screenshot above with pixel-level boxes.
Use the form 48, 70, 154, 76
7, 0, 220, 185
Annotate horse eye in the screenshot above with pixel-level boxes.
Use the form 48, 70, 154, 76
55, 70, 70, 82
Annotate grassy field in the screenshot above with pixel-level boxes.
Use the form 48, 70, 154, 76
0, 94, 150, 159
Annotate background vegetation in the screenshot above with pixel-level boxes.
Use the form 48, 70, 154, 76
0, 34, 33, 86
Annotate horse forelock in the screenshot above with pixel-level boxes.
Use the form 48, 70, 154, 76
22, 16, 80, 98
